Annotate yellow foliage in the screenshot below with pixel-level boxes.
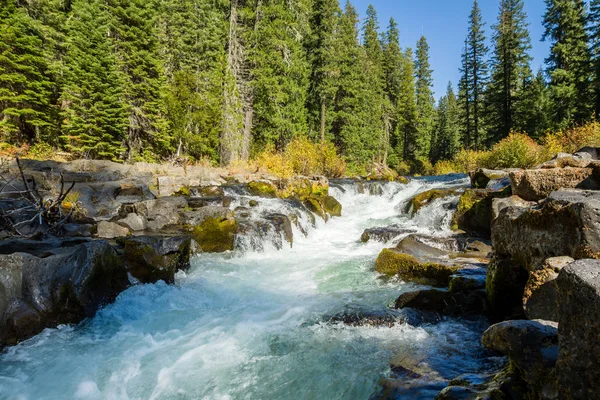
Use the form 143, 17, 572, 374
542, 121, 600, 155
254, 138, 346, 178
487, 133, 546, 169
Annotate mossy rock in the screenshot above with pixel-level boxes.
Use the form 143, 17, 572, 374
397, 176, 409, 184
404, 189, 460, 215
174, 185, 191, 197
451, 189, 510, 237
248, 181, 278, 198
191, 217, 236, 253
322, 195, 342, 217
375, 248, 459, 287
304, 196, 328, 221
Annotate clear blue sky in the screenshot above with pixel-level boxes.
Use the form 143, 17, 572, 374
351, 0, 551, 99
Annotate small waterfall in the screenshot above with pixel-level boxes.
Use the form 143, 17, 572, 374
0, 174, 497, 400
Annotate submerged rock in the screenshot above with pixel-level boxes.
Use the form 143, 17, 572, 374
556, 259, 600, 399
394, 288, 486, 316
509, 168, 600, 201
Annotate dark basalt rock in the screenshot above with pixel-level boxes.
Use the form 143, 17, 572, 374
360, 226, 415, 243
556, 259, 600, 400
393, 288, 487, 316
0, 240, 129, 346
451, 189, 510, 238
118, 235, 192, 284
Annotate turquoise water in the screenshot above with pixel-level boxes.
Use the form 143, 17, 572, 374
0, 177, 495, 400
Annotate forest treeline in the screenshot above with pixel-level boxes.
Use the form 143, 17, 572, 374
1, 0, 600, 173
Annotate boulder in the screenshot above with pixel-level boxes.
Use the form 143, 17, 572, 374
556, 259, 600, 399
393, 288, 486, 316
248, 180, 278, 198
482, 319, 558, 397
181, 206, 233, 226
264, 213, 294, 247
491, 195, 535, 220
403, 189, 461, 215
509, 168, 600, 201
536, 153, 592, 169
575, 146, 600, 160
118, 236, 192, 284
523, 256, 573, 322
469, 169, 509, 189
191, 217, 236, 253
0, 240, 129, 346
96, 221, 130, 239
303, 195, 342, 221
492, 189, 600, 271
117, 213, 146, 232
451, 189, 510, 237
133, 197, 187, 231
485, 256, 529, 321
375, 249, 458, 287
360, 226, 415, 243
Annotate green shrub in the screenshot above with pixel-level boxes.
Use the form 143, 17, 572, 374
487, 133, 545, 169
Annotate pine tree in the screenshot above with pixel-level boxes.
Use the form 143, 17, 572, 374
159, 0, 229, 162
590, 0, 600, 117
396, 48, 418, 162
459, 0, 489, 149
107, 0, 170, 161
519, 69, 552, 138
60, 0, 128, 160
332, 1, 377, 167
307, 0, 341, 143
0, 0, 53, 144
382, 18, 403, 166
362, 4, 386, 164
543, 0, 592, 127
415, 36, 435, 160
432, 82, 461, 162
246, 0, 311, 151
487, 0, 533, 143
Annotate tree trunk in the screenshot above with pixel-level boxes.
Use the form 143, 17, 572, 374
320, 100, 326, 144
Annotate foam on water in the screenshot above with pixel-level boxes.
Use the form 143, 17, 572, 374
0, 175, 496, 400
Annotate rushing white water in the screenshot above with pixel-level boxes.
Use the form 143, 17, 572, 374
0, 175, 498, 400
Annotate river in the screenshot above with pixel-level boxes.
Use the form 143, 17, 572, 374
0, 176, 500, 400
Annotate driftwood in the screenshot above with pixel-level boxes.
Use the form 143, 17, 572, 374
0, 157, 76, 237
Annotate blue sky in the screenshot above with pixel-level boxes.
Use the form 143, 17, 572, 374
351, 0, 551, 99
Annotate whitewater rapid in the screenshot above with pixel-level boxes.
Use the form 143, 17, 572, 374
0, 176, 497, 400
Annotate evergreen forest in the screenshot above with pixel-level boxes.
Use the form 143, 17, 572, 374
1, 0, 600, 174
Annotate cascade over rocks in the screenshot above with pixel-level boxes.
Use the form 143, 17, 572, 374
403, 188, 461, 216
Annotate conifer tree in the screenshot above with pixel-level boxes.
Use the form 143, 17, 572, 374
396, 48, 418, 161
246, 0, 311, 151
432, 83, 461, 162
159, 0, 229, 162
362, 4, 386, 164
519, 69, 552, 138
308, 0, 341, 143
332, 1, 377, 167
459, 0, 489, 149
487, 0, 533, 143
382, 18, 403, 166
415, 36, 435, 160
108, 0, 170, 160
543, 0, 592, 127
0, 0, 53, 144
60, 0, 128, 160
590, 0, 600, 117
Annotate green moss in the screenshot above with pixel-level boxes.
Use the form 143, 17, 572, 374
191, 217, 236, 253
375, 249, 458, 287
174, 185, 191, 197
407, 189, 460, 215
248, 181, 277, 198
322, 196, 342, 217
311, 181, 329, 197
397, 176, 409, 184
304, 196, 328, 221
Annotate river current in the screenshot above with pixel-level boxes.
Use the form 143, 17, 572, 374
0, 176, 500, 400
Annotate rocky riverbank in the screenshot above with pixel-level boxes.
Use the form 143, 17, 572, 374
0, 158, 363, 347
365, 147, 600, 399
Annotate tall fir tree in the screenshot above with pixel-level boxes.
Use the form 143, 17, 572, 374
159, 0, 229, 162
246, 0, 311, 152
0, 0, 53, 144
396, 48, 419, 162
459, 0, 489, 149
382, 18, 403, 166
107, 0, 170, 160
432, 82, 461, 162
486, 0, 533, 143
415, 35, 435, 160
307, 0, 341, 143
332, 1, 378, 167
519, 69, 552, 138
590, 0, 600, 117
543, 0, 592, 127
362, 4, 386, 164
60, 0, 128, 160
